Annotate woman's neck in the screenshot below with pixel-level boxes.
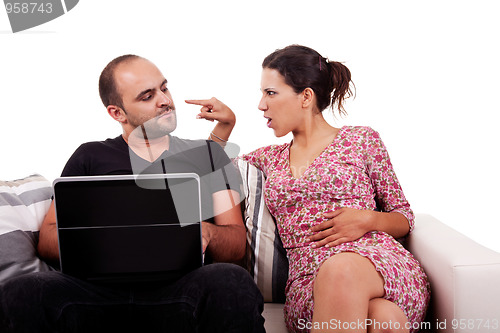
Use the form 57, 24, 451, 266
291, 112, 338, 149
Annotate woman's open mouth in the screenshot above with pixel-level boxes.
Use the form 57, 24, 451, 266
264, 116, 272, 128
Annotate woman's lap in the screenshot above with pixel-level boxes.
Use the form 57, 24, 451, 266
284, 232, 430, 332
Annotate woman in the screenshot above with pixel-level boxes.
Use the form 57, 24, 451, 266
189, 45, 430, 333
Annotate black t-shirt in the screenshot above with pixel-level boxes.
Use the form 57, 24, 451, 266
61, 135, 242, 224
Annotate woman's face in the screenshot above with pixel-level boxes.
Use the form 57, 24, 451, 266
258, 68, 304, 137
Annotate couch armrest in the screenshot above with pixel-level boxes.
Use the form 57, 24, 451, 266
407, 214, 500, 332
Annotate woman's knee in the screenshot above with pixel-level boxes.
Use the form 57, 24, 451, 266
316, 254, 357, 283
316, 252, 381, 287
367, 298, 409, 333
314, 253, 384, 297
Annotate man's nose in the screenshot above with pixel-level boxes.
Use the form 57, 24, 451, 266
158, 91, 172, 107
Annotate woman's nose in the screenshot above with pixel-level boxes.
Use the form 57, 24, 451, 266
258, 96, 267, 111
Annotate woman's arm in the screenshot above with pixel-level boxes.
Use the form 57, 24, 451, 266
308, 128, 413, 248
365, 128, 415, 231
185, 98, 236, 145
307, 208, 410, 248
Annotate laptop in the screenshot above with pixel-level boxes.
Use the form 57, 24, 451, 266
53, 173, 203, 283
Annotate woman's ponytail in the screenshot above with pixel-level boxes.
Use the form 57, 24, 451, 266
327, 60, 354, 116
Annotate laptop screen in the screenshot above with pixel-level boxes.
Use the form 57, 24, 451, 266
54, 173, 202, 283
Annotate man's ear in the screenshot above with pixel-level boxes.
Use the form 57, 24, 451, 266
107, 105, 127, 123
302, 88, 315, 109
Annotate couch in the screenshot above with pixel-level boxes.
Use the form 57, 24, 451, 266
2, 163, 500, 333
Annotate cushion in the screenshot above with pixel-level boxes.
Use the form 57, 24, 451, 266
0, 174, 54, 283
237, 160, 288, 303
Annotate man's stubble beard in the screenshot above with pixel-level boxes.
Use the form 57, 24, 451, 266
129, 108, 178, 141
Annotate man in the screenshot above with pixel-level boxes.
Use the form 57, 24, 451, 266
0, 55, 264, 332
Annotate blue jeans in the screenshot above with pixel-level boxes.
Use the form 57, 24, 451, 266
0, 263, 264, 333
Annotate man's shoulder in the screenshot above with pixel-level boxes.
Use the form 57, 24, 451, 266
170, 136, 207, 149
68, 135, 128, 167
169, 136, 232, 170
170, 136, 223, 157
62, 135, 131, 177
76, 135, 127, 153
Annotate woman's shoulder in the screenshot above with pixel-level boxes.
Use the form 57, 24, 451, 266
342, 125, 380, 138
339, 126, 385, 151
240, 143, 289, 170
246, 142, 289, 157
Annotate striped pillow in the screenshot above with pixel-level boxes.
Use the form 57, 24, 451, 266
237, 160, 288, 303
0, 174, 54, 283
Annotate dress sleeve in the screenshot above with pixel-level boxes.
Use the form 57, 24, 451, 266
239, 145, 276, 177
363, 128, 415, 232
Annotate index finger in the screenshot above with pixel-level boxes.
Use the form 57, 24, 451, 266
185, 99, 213, 107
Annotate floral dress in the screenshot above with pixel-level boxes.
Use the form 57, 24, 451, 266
241, 126, 430, 333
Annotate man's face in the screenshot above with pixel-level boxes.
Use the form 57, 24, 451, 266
114, 58, 177, 139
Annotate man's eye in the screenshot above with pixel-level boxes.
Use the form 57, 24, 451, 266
162, 87, 168, 93
142, 95, 152, 101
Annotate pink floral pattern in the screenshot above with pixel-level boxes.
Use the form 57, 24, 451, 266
242, 126, 430, 333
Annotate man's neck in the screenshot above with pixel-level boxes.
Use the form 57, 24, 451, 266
123, 131, 171, 162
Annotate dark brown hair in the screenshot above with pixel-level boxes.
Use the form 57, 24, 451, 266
98, 54, 141, 108
262, 45, 354, 116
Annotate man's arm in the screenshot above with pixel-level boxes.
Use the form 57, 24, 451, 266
202, 189, 246, 263
37, 201, 60, 262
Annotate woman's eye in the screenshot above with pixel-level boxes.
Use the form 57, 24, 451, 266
268, 91, 276, 96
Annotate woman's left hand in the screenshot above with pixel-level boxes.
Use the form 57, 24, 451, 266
306, 208, 375, 248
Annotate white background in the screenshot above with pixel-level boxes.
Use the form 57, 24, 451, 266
1, 1, 499, 251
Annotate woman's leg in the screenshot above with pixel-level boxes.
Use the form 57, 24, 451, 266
311, 252, 385, 332
367, 298, 409, 333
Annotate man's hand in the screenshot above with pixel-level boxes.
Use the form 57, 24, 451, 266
306, 208, 375, 248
